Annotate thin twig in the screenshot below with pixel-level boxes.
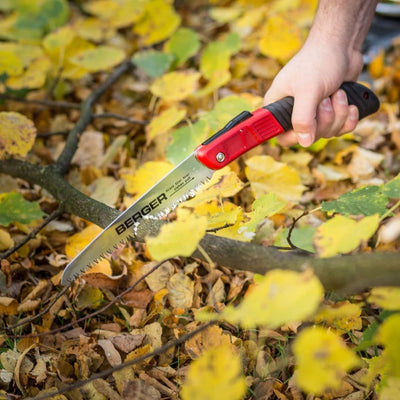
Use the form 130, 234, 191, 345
7, 259, 166, 338
206, 223, 234, 233
0, 209, 64, 261
37, 131, 69, 138
286, 211, 313, 255
27, 321, 215, 400
55, 59, 134, 174
3, 286, 69, 332
93, 112, 148, 125
0, 94, 80, 109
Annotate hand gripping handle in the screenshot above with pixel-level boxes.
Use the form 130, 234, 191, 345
264, 81, 380, 131
195, 82, 380, 169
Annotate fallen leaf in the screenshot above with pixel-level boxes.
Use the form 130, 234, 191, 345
180, 344, 246, 400
0, 112, 37, 159
150, 70, 200, 101
245, 155, 306, 201
133, 0, 180, 45
293, 326, 359, 394
198, 269, 323, 329
146, 210, 207, 261
259, 14, 303, 63
167, 273, 194, 309
98, 339, 122, 367
314, 214, 380, 257
185, 324, 233, 359
122, 379, 161, 400
368, 287, 400, 310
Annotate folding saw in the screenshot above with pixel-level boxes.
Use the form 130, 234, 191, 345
61, 82, 379, 285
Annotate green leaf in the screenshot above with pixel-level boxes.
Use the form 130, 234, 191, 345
242, 193, 287, 233
321, 186, 389, 216
274, 226, 316, 253
0, 192, 44, 226
382, 174, 400, 198
165, 27, 200, 66
41, 0, 70, 32
166, 120, 208, 164
200, 32, 240, 80
201, 95, 253, 132
69, 46, 125, 72
132, 50, 174, 78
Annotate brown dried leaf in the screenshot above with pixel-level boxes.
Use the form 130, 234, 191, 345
0, 297, 18, 316
167, 273, 194, 309
143, 261, 174, 292
93, 378, 122, 400
110, 334, 145, 354
97, 339, 122, 367
184, 324, 233, 359
122, 288, 153, 308
122, 379, 161, 400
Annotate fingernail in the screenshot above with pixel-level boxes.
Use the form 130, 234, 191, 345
336, 89, 348, 105
296, 133, 313, 147
321, 98, 333, 111
349, 106, 359, 121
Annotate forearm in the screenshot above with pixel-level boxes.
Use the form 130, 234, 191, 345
309, 0, 378, 52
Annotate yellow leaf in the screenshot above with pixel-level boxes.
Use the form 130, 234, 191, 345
194, 200, 242, 231
195, 69, 231, 97
121, 161, 174, 199
65, 224, 111, 275
146, 107, 186, 143
0, 112, 36, 159
368, 49, 385, 79
0, 48, 23, 76
69, 46, 125, 72
200, 269, 323, 329
110, 0, 146, 28
209, 7, 242, 24
368, 287, 400, 310
245, 155, 306, 201
146, 209, 207, 261
74, 17, 115, 42
43, 27, 95, 79
133, 0, 181, 45
180, 344, 246, 400
43, 26, 76, 63
378, 377, 400, 400
314, 214, 380, 258
376, 314, 400, 377
294, 326, 359, 394
0, 229, 14, 251
184, 167, 244, 207
314, 301, 362, 332
83, 0, 119, 19
7, 56, 51, 90
150, 71, 200, 101
259, 15, 303, 63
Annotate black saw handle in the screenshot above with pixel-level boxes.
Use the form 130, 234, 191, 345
263, 81, 380, 131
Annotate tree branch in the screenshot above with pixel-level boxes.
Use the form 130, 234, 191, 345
55, 59, 135, 174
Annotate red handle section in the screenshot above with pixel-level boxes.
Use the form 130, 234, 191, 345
195, 108, 285, 169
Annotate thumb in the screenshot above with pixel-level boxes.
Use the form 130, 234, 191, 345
290, 92, 320, 147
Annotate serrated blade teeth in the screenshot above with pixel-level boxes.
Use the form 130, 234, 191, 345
61, 154, 215, 285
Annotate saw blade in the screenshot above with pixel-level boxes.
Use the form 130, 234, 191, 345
61, 153, 214, 285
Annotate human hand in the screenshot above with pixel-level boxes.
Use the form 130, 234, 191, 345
263, 41, 364, 147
